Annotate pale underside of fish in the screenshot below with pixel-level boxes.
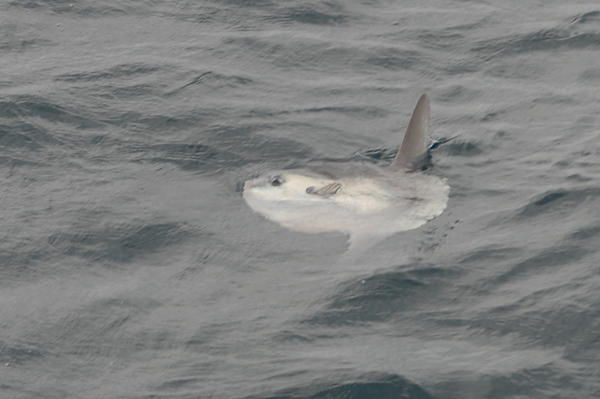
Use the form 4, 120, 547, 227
243, 94, 449, 254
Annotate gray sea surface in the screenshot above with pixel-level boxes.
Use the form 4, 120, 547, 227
1, 1, 600, 398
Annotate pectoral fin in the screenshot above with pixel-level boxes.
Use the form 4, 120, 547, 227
306, 182, 342, 197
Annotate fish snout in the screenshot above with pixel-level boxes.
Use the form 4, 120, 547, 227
242, 177, 262, 193
242, 179, 251, 193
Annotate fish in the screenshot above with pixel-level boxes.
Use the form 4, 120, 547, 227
242, 94, 449, 255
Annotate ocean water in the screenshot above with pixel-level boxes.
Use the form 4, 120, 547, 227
1, 1, 600, 398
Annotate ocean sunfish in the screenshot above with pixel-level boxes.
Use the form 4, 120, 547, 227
243, 94, 449, 253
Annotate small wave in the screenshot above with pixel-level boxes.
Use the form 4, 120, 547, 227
365, 48, 420, 71
492, 245, 589, 286
0, 23, 55, 52
300, 106, 388, 118
247, 372, 433, 399
165, 71, 254, 97
569, 10, 600, 24
568, 225, 600, 241
142, 143, 225, 171
55, 63, 160, 83
459, 246, 520, 265
0, 343, 44, 366
306, 266, 456, 325
578, 68, 600, 84
0, 95, 100, 129
36, 296, 165, 359
0, 122, 61, 150
473, 27, 600, 59
221, 35, 422, 73
278, 6, 347, 25
515, 188, 600, 219
47, 222, 194, 263
437, 140, 483, 157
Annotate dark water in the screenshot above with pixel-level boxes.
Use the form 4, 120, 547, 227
2, 1, 600, 398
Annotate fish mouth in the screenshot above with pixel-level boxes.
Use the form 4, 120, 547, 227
242, 178, 260, 193
243, 174, 269, 190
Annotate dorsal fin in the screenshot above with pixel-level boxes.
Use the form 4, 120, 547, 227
389, 94, 432, 172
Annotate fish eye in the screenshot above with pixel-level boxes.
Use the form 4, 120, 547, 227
270, 175, 284, 186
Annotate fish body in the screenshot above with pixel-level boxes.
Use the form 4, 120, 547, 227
243, 94, 449, 252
